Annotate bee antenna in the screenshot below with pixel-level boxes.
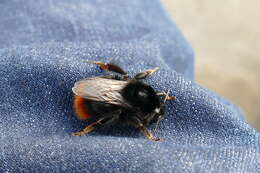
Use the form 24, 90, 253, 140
154, 115, 163, 135
164, 89, 171, 103
154, 121, 159, 135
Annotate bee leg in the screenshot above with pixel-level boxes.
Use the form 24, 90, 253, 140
72, 112, 120, 136
139, 124, 161, 142
71, 121, 99, 136
87, 60, 128, 77
130, 117, 161, 142
157, 91, 176, 102
134, 67, 160, 79
100, 75, 128, 81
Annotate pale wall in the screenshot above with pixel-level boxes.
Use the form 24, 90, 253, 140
162, 0, 260, 130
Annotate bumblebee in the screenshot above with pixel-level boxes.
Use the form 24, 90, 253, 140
72, 61, 175, 141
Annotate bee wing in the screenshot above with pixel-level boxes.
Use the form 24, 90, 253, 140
72, 77, 130, 107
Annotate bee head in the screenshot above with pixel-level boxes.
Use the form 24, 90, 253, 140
121, 80, 161, 114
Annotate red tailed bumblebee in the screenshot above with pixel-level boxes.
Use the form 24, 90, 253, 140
72, 61, 175, 141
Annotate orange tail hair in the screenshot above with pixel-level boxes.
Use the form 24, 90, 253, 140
73, 95, 91, 120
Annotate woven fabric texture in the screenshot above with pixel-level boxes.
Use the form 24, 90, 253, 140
0, 0, 259, 172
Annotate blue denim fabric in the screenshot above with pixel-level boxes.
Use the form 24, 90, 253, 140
0, 0, 259, 172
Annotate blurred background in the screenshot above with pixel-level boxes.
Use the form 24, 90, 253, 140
162, 0, 260, 131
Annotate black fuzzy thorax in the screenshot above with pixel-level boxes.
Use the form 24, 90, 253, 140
121, 80, 160, 114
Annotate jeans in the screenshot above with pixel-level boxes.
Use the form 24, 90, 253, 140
0, 0, 258, 172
